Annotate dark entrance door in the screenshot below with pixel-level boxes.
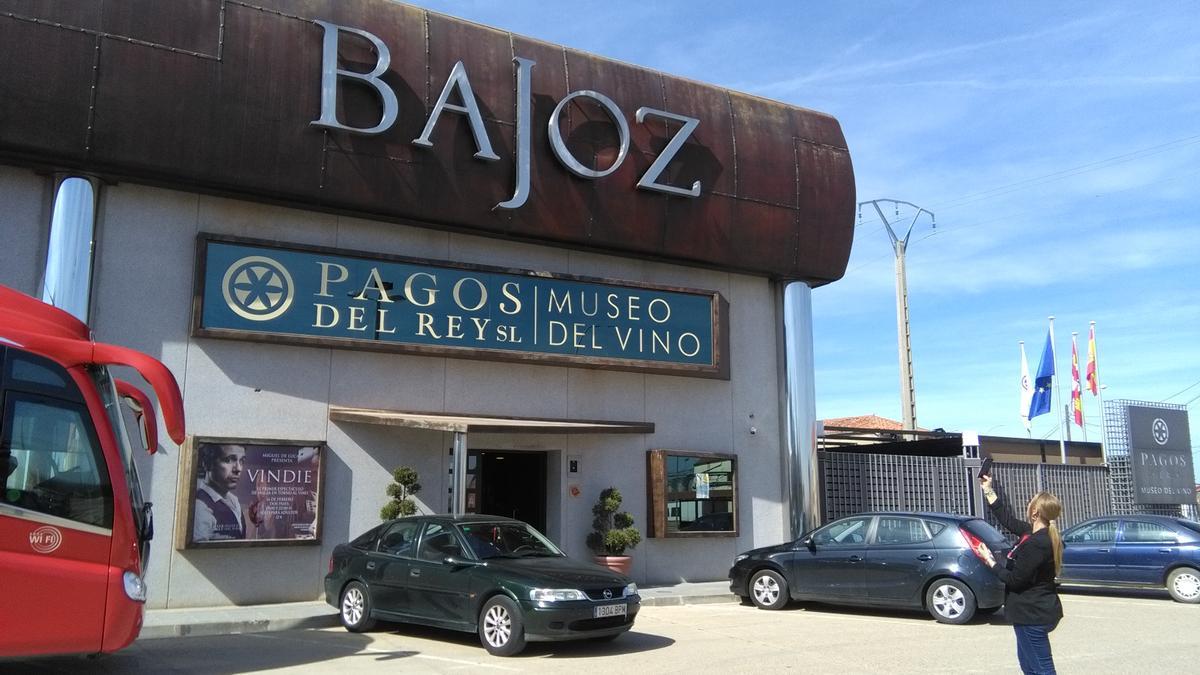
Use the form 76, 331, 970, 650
472, 450, 546, 532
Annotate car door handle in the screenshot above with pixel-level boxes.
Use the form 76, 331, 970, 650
366, 561, 376, 570
410, 568, 421, 577
1097, 548, 1109, 553
1158, 548, 1173, 553
848, 555, 863, 563
917, 554, 934, 562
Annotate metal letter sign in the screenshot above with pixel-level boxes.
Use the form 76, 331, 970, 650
194, 236, 726, 378
1127, 406, 1195, 504
310, 20, 703, 206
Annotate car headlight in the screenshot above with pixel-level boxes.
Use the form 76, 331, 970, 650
623, 583, 638, 597
734, 553, 750, 564
529, 588, 588, 602
123, 570, 147, 602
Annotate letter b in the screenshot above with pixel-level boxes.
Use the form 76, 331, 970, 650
312, 20, 399, 135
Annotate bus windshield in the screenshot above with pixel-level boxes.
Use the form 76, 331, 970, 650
90, 366, 151, 557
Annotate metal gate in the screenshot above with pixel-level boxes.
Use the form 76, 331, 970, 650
820, 451, 1113, 532
820, 452, 972, 521
982, 462, 1111, 531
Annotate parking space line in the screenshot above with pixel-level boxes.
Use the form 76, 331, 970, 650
409, 653, 521, 671
649, 604, 948, 629
246, 631, 521, 671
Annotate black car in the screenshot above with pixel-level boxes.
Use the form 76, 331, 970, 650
1059, 515, 1200, 603
729, 512, 1009, 623
324, 514, 639, 656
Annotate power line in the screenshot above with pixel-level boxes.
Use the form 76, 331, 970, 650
930, 133, 1200, 212
850, 132, 1200, 235
843, 161, 1200, 276
1162, 377, 1200, 402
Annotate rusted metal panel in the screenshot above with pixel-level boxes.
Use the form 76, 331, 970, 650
0, 0, 855, 283
100, 0, 224, 56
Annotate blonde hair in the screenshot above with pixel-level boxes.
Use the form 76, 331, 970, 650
1028, 492, 1064, 575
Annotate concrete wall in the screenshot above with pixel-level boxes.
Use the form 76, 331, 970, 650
0, 165, 50, 296
2, 166, 788, 608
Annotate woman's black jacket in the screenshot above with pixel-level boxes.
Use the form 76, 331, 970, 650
988, 493, 1064, 626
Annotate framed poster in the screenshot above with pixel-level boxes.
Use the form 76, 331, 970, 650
175, 437, 324, 549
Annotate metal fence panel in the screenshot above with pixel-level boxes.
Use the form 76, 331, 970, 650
983, 463, 1111, 532
820, 452, 972, 521
820, 452, 1115, 533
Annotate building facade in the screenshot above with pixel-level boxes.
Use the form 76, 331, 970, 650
0, 1, 854, 608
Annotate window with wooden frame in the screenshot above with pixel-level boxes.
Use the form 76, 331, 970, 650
647, 449, 737, 537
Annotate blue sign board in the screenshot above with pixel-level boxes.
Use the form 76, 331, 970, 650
195, 236, 725, 377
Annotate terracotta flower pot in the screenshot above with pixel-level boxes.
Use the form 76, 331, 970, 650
593, 555, 633, 576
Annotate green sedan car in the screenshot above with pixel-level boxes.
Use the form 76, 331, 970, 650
324, 514, 640, 656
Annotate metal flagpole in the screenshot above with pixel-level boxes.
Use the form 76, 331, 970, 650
1049, 316, 1067, 463
1019, 340, 1033, 438
1074, 331, 1087, 442
1092, 321, 1107, 464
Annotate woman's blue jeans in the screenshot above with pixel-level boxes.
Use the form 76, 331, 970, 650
1013, 623, 1057, 674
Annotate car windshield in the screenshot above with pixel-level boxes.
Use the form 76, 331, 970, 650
458, 521, 564, 559
1173, 519, 1200, 536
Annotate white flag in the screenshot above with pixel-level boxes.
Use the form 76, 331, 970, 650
1019, 342, 1034, 430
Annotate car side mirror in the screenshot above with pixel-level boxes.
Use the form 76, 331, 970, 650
444, 555, 485, 568
116, 380, 158, 455
795, 536, 815, 550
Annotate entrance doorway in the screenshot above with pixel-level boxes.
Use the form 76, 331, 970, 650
467, 450, 547, 532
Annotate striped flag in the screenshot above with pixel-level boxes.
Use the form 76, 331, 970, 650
1086, 324, 1099, 396
1071, 334, 1083, 427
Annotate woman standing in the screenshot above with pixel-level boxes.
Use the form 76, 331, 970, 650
977, 475, 1064, 675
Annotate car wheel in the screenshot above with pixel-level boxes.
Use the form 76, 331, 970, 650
479, 595, 527, 656
339, 581, 377, 632
1166, 567, 1200, 604
749, 569, 789, 610
926, 578, 976, 624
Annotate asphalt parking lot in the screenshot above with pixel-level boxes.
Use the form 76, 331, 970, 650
5, 589, 1195, 674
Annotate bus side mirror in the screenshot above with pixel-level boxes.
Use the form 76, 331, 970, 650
116, 380, 158, 454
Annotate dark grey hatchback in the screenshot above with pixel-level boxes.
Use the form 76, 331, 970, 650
325, 514, 639, 656
729, 512, 1009, 623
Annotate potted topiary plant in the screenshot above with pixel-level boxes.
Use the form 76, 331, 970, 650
380, 466, 421, 520
586, 487, 641, 575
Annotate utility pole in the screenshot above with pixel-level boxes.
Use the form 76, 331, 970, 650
858, 199, 935, 435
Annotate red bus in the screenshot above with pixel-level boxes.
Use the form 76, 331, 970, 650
0, 284, 185, 657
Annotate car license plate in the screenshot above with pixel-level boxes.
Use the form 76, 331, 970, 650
594, 603, 626, 618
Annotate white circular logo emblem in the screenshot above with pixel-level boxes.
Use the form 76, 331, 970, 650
603, 588, 613, 599
30, 526, 63, 554
222, 256, 295, 321
1151, 418, 1169, 445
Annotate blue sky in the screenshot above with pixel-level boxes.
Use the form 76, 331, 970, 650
410, 1, 1200, 468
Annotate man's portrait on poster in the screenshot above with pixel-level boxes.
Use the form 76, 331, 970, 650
186, 439, 323, 547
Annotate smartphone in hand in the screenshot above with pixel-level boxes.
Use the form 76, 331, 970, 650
978, 456, 994, 479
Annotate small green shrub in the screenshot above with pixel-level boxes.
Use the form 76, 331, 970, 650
586, 487, 641, 556
380, 466, 421, 520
